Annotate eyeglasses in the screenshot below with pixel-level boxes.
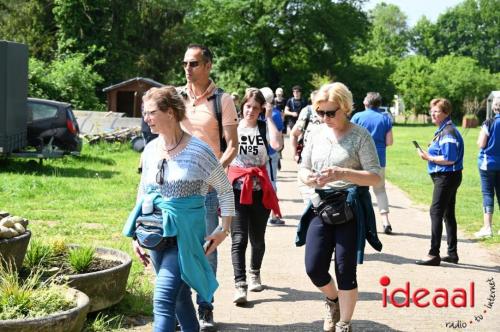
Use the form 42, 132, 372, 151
182, 60, 201, 68
142, 109, 159, 118
156, 159, 167, 185
429, 109, 443, 114
316, 108, 340, 118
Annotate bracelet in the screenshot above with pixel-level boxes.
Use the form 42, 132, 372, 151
223, 228, 231, 236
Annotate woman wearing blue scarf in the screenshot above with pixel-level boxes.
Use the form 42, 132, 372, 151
415, 98, 464, 266
123, 86, 235, 332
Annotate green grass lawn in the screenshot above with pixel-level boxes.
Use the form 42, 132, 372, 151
387, 124, 499, 245
0, 142, 152, 329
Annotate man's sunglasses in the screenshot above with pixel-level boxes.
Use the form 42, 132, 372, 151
182, 61, 202, 68
156, 159, 167, 185
316, 108, 340, 118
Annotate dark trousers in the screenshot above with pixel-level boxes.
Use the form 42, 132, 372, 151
429, 171, 462, 257
304, 216, 358, 290
230, 189, 270, 283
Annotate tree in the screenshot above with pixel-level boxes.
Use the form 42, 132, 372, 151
0, 0, 57, 61
390, 55, 435, 115
429, 55, 499, 116
409, 16, 439, 59
391, 54, 499, 118
410, 0, 500, 72
362, 2, 409, 58
184, 0, 369, 95
29, 54, 104, 110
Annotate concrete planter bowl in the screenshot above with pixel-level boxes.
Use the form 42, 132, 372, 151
0, 230, 31, 271
64, 245, 132, 312
0, 287, 90, 332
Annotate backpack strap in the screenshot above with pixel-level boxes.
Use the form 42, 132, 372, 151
257, 119, 273, 181
208, 87, 226, 152
303, 105, 312, 133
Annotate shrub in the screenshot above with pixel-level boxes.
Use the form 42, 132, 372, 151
0, 265, 74, 320
24, 240, 55, 269
68, 246, 95, 273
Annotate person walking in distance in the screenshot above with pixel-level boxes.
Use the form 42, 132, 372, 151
283, 85, 306, 134
180, 43, 239, 331
259, 87, 285, 226
351, 92, 394, 234
290, 90, 323, 205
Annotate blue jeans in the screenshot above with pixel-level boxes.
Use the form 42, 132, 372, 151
150, 246, 199, 332
480, 169, 500, 214
196, 190, 219, 311
266, 152, 280, 192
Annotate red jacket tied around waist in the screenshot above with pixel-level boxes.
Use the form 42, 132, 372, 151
227, 165, 282, 218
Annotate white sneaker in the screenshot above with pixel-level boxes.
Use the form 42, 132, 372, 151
233, 281, 247, 304
474, 227, 492, 239
248, 270, 263, 292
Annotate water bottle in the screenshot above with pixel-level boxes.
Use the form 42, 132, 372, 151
142, 195, 154, 215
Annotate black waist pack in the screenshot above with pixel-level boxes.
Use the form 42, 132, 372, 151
314, 191, 354, 225
135, 213, 176, 251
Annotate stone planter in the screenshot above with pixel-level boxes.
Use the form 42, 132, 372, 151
0, 230, 31, 271
0, 287, 89, 332
64, 245, 132, 312
462, 116, 479, 128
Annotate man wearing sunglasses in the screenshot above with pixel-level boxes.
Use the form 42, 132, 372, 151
351, 92, 394, 235
180, 43, 238, 332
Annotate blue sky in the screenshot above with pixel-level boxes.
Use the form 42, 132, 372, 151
363, 0, 465, 27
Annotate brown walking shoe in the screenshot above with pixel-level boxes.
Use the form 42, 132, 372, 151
323, 298, 340, 331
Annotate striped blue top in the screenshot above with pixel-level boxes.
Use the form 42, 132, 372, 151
427, 118, 464, 173
138, 136, 235, 216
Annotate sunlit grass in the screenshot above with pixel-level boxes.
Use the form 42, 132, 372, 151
0, 141, 153, 326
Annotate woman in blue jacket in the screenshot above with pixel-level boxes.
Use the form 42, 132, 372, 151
475, 99, 500, 238
415, 98, 464, 266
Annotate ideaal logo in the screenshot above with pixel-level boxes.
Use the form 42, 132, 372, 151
380, 275, 474, 308
380, 276, 496, 329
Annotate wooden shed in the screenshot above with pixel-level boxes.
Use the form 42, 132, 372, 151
103, 77, 164, 117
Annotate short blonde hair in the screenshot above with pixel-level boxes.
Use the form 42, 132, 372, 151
313, 82, 353, 115
143, 86, 186, 121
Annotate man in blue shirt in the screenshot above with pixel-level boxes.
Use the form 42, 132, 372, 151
351, 92, 394, 234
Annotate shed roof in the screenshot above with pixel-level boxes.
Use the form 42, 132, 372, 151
102, 77, 164, 92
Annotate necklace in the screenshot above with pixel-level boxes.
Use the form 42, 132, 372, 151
162, 131, 185, 153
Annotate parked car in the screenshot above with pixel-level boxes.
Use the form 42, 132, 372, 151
27, 98, 82, 153
379, 106, 395, 124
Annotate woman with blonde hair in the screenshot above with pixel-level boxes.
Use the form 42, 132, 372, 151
297, 82, 382, 332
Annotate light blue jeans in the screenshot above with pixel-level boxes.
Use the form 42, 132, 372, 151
266, 152, 280, 192
150, 246, 199, 332
196, 190, 219, 311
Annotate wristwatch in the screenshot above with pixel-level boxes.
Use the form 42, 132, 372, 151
222, 228, 231, 236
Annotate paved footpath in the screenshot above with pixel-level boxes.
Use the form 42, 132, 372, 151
130, 142, 499, 332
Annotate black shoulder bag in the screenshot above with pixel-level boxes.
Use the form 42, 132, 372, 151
314, 190, 354, 225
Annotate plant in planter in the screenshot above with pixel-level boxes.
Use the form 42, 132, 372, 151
0, 265, 89, 332
0, 212, 31, 271
462, 97, 482, 128
24, 240, 132, 312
